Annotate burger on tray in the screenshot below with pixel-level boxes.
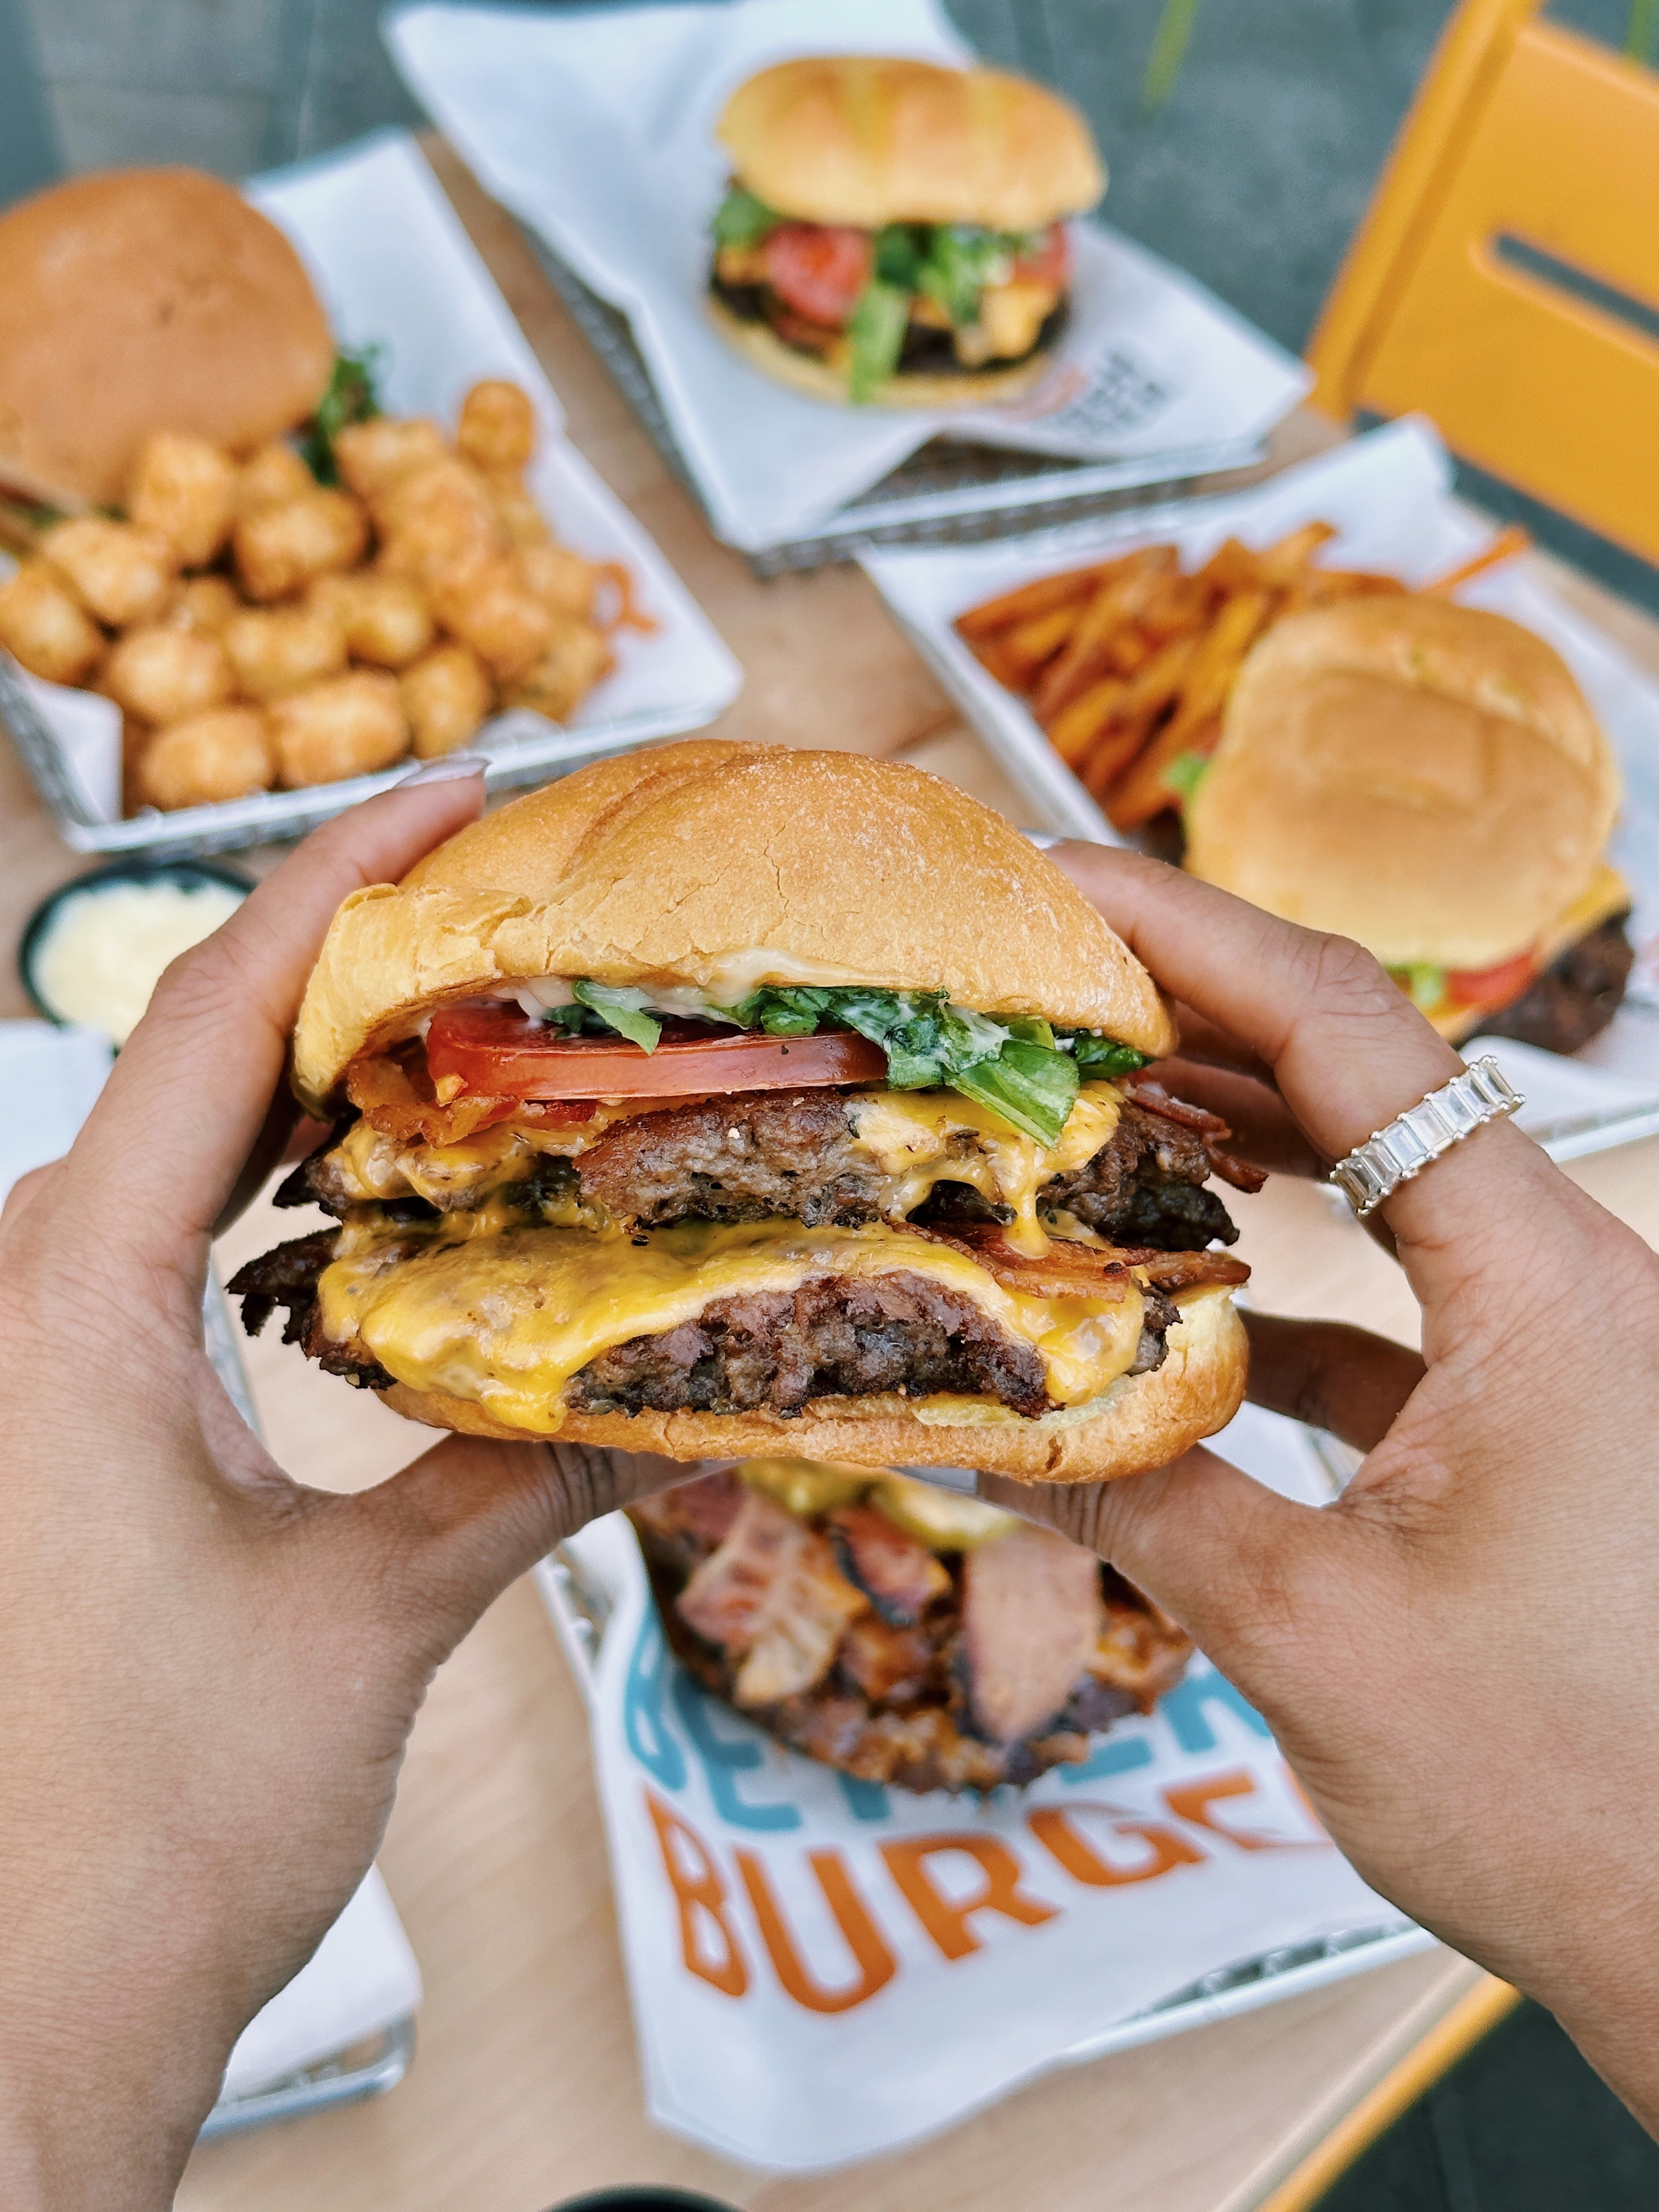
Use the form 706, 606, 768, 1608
232, 740, 1256, 1482
631, 1459, 1192, 1792
707, 56, 1103, 407
1186, 596, 1632, 1054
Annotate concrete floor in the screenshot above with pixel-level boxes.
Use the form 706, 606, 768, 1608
5, 4, 1659, 2201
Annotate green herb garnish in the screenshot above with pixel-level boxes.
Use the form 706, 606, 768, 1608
301, 346, 385, 486
1395, 964, 1448, 1014
570, 980, 663, 1053
1163, 750, 1213, 808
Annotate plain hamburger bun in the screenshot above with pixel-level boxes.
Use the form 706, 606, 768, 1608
291, 739, 1178, 1115
716, 56, 1105, 230
376, 1284, 1246, 1488
1184, 595, 1621, 972
706, 293, 1056, 410
0, 169, 334, 509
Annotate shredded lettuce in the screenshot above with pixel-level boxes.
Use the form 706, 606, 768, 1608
916, 224, 1017, 325
847, 279, 911, 402
1163, 749, 1212, 808
1397, 963, 1448, 1013
569, 980, 662, 1053
712, 185, 782, 249
1069, 1033, 1150, 1080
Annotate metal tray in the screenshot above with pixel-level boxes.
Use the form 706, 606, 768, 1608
0, 649, 725, 865
522, 232, 1276, 579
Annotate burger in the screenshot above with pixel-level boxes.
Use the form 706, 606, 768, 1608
230, 740, 1255, 1482
1184, 595, 1634, 1054
630, 1459, 1193, 1792
706, 56, 1104, 407
0, 168, 333, 509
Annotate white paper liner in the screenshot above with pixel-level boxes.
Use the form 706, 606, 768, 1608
542, 1404, 1415, 2172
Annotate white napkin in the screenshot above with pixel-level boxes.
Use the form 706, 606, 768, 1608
0, 1021, 114, 1203
386, 0, 1311, 551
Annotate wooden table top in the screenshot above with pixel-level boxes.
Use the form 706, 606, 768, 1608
4, 136, 1654, 2212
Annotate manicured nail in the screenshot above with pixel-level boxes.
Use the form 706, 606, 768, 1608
400, 750, 488, 785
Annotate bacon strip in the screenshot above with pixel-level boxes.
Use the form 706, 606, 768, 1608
1110, 1246, 1251, 1293
827, 1504, 950, 1627
676, 1489, 867, 1707
1125, 1077, 1269, 1194
915, 1221, 1248, 1300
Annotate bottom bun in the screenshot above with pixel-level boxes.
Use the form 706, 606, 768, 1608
375, 1283, 1246, 1485
705, 295, 1056, 411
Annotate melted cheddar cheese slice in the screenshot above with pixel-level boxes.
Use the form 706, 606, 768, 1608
316, 1217, 1147, 1437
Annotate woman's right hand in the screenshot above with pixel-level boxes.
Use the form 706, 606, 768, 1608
990, 846, 1659, 2134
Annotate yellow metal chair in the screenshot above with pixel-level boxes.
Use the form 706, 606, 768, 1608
1306, 0, 1659, 567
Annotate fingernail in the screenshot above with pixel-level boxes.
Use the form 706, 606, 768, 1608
400, 750, 489, 785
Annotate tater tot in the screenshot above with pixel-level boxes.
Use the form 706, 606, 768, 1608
400, 642, 493, 757
432, 555, 555, 681
486, 470, 551, 549
233, 488, 369, 603
127, 432, 238, 567
270, 670, 408, 787
223, 604, 346, 701
102, 625, 233, 724
515, 541, 599, 623
375, 458, 504, 586
136, 706, 273, 811
238, 442, 315, 512
306, 571, 433, 668
501, 620, 613, 724
458, 381, 537, 473
0, 558, 105, 684
166, 574, 241, 636
40, 517, 178, 628
335, 417, 448, 506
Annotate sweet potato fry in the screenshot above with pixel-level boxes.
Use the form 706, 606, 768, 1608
1425, 525, 1530, 595
967, 634, 1027, 690
1081, 719, 1152, 800
1048, 675, 1128, 766
1194, 537, 1263, 594
953, 561, 1118, 642
1002, 600, 1081, 681
1255, 520, 1339, 584
1031, 548, 1177, 724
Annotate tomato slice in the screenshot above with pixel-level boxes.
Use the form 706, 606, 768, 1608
1446, 952, 1537, 1007
425, 1003, 888, 1099
1013, 222, 1070, 290
761, 223, 874, 325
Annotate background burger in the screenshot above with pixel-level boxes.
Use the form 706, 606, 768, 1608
706, 56, 1104, 407
631, 1458, 1193, 1793
232, 740, 1255, 1483
1184, 594, 1633, 1054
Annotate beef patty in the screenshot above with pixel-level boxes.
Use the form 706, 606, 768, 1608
1479, 915, 1634, 1057
228, 1234, 1182, 1415
284, 1089, 1240, 1251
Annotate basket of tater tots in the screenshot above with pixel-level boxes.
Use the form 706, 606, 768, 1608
0, 146, 741, 857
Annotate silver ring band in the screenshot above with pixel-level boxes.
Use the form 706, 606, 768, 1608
1330, 1056, 1523, 1218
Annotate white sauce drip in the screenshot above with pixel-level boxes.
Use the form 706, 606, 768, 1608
33, 878, 245, 1046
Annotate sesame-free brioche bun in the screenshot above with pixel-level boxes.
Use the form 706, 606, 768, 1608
291, 740, 1177, 1115
706, 294, 1057, 409
716, 56, 1105, 231
377, 1283, 1245, 1487
0, 168, 332, 509
1184, 596, 1621, 972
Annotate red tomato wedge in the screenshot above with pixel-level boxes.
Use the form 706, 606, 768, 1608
425, 1003, 888, 1100
761, 223, 873, 325
1447, 952, 1537, 1007
1014, 223, 1070, 289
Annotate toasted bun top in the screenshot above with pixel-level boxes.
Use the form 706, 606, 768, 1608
0, 169, 334, 507
1184, 595, 1621, 970
292, 740, 1176, 1114
716, 57, 1104, 230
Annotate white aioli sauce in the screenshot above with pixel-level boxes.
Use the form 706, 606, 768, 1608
33, 879, 245, 1045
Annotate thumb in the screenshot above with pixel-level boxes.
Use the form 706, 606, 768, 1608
345, 1434, 702, 1663
981, 1447, 1329, 1707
